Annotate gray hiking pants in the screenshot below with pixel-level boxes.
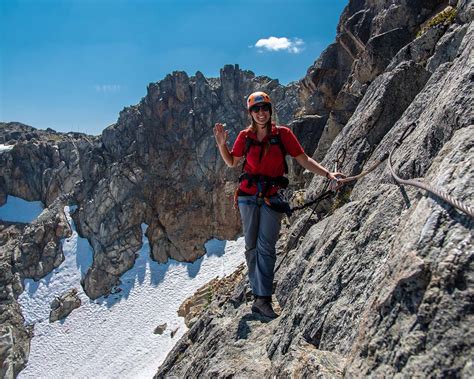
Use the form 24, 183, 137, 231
238, 196, 283, 297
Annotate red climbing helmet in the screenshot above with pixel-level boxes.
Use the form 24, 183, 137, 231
247, 91, 272, 110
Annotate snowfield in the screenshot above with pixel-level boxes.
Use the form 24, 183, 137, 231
1, 197, 245, 378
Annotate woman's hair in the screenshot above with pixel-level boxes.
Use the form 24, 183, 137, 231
249, 118, 272, 133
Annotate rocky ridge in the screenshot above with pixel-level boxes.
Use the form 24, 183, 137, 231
0, 66, 299, 375
1, 66, 301, 302
155, 1, 473, 377
0, 0, 472, 376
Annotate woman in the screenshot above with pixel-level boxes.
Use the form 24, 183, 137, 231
214, 91, 343, 318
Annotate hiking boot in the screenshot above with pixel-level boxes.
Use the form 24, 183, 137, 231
251, 296, 278, 319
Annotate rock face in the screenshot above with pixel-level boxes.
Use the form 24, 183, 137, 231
154, 324, 167, 335
12, 201, 71, 280
155, 1, 473, 378
177, 264, 246, 328
0, 223, 33, 379
1, 0, 472, 376
308, 0, 446, 162
0, 66, 300, 300
0, 198, 71, 376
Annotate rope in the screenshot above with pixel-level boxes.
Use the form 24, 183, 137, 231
289, 190, 334, 212
338, 153, 388, 185
275, 122, 472, 277
388, 145, 474, 218
274, 183, 333, 274
335, 122, 472, 218
288, 146, 346, 213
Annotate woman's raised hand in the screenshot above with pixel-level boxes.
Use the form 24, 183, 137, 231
213, 123, 228, 147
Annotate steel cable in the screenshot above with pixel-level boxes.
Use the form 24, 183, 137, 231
388, 145, 474, 218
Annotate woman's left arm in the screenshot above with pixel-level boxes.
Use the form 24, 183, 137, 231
294, 153, 343, 181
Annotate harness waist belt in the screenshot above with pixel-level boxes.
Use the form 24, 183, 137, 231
238, 173, 289, 189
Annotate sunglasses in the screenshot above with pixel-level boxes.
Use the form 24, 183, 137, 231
250, 104, 271, 113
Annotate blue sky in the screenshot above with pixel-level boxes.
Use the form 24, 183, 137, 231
1, 0, 347, 135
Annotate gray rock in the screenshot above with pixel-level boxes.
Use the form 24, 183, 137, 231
388, 26, 446, 70
299, 42, 353, 116
426, 23, 469, 72
287, 115, 328, 183
457, 0, 474, 24
0, 223, 33, 378
154, 323, 167, 335
308, 59, 431, 212
154, 4, 473, 378
312, 89, 362, 161
170, 328, 179, 338
49, 288, 82, 323
354, 27, 413, 84
12, 200, 71, 280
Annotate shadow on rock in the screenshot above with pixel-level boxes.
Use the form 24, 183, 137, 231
236, 312, 273, 340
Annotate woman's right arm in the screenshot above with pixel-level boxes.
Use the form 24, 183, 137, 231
213, 123, 243, 168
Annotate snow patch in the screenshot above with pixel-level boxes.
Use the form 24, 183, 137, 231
0, 144, 14, 152
18, 207, 245, 378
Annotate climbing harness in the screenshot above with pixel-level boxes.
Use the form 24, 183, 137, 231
241, 130, 289, 174
239, 173, 289, 193
234, 126, 291, 211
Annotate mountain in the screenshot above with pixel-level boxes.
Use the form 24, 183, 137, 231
1, 0, 472, 377
155, 1, 473, 377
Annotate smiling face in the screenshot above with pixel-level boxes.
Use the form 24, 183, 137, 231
250, 103, 271, 128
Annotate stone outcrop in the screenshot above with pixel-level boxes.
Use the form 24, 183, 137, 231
0, 222, 33, 378
12, 200, 71, 280
154, 323, 167, 335
308, 0, 447, 162
177, 264, 246, 328
49, 288, 81, 323
0, 197, 71, 376
0, 66, 300, 300
0, 123, 98, 206
75, 65, 302, 299
155, 1, 473, 377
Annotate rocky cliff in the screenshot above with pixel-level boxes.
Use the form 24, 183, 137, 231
155, 0, 473, 377
1, 0, 472, 377
0, 66, 299, 302
0, 67, 299, 374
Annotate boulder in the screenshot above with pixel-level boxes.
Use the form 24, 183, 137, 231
154, 323, 167, 335
49, 288, 82, 323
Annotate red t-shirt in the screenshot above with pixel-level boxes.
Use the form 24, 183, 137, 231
231, 124, 305, 195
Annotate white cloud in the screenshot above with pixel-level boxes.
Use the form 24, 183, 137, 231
254, 37, 305, 54
94, 84, 121, 93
